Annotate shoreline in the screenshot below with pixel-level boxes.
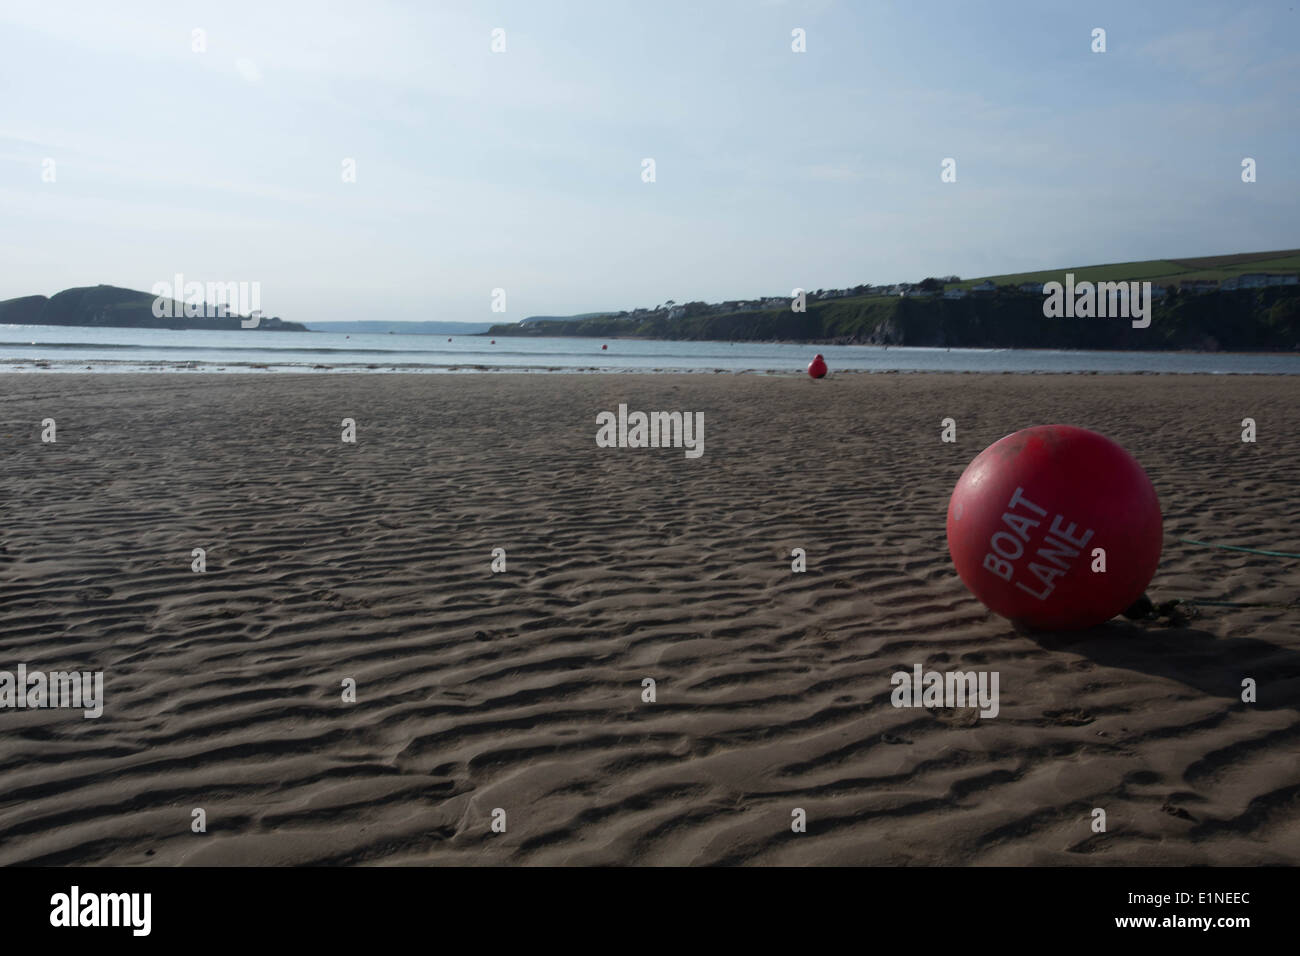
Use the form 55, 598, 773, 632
8, 322, 1300, 357
4, 362, 1300, 376
479, 333, 1300, 357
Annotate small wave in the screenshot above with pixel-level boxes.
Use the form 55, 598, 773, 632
0, 357, 764, 374
0, 340, 477, 356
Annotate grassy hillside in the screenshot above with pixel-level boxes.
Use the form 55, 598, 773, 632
489, 248, 1300, 350
491, 284, 1300, 351
955, 249, 1300, 289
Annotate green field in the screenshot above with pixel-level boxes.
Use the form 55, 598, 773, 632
792, 249, 1300, 315
952, 249, 1300, 290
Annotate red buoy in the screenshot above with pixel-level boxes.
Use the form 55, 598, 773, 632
491, 339, 495, 344
602, 344, 608, 350
946, 425, 1162, 630
808, 354, 827, 379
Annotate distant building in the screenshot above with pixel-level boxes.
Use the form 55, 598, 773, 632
1150, 285, 1167, 299
943, 288, 968, 299
1224, 273, 1299, 290
1179, 279, 1219, 293
971, 280, 997, 294
1018, 282, 1045, 294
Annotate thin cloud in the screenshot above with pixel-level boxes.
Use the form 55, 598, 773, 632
234, 57, 263, 84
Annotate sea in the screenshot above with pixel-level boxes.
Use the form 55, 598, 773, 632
4, 325, 1300, 375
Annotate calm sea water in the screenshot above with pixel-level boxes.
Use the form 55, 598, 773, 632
4, 325, 1300, 374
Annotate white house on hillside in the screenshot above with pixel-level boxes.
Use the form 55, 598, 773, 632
1222, 273, 1299, 290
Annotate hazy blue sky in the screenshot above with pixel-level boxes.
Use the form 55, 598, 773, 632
2, 0, 1297, 323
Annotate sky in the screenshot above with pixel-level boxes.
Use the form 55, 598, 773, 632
1, 0, 1298, 323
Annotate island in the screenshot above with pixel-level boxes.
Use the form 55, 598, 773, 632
0, 285, 307, 332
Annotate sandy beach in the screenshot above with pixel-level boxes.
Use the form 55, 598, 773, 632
0, 371, 1297, 865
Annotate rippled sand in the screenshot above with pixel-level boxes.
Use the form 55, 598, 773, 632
0, 372, 1296, 865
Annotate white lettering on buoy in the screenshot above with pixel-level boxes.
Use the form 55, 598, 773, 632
1001, 510, 1039, 541
983, 553, 1013, 580
991, 531, 1024, 560
1047, 514, 1092, 549
1007, 486, 1046, 517
982, 487, 1094, 602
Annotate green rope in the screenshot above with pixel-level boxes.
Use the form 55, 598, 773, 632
1133, 539, 1300, 615
1184, 599, 1298, 610
1177, 538, 1300, 560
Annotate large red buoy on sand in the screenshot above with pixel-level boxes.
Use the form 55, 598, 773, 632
946, 425, 1162, 630
808, 354, 828, 379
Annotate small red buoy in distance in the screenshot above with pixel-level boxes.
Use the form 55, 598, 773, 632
808, 354, 828, 379
602, 344, 608, 350
946, 425, 1162, 630
491, 339, 495, 344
